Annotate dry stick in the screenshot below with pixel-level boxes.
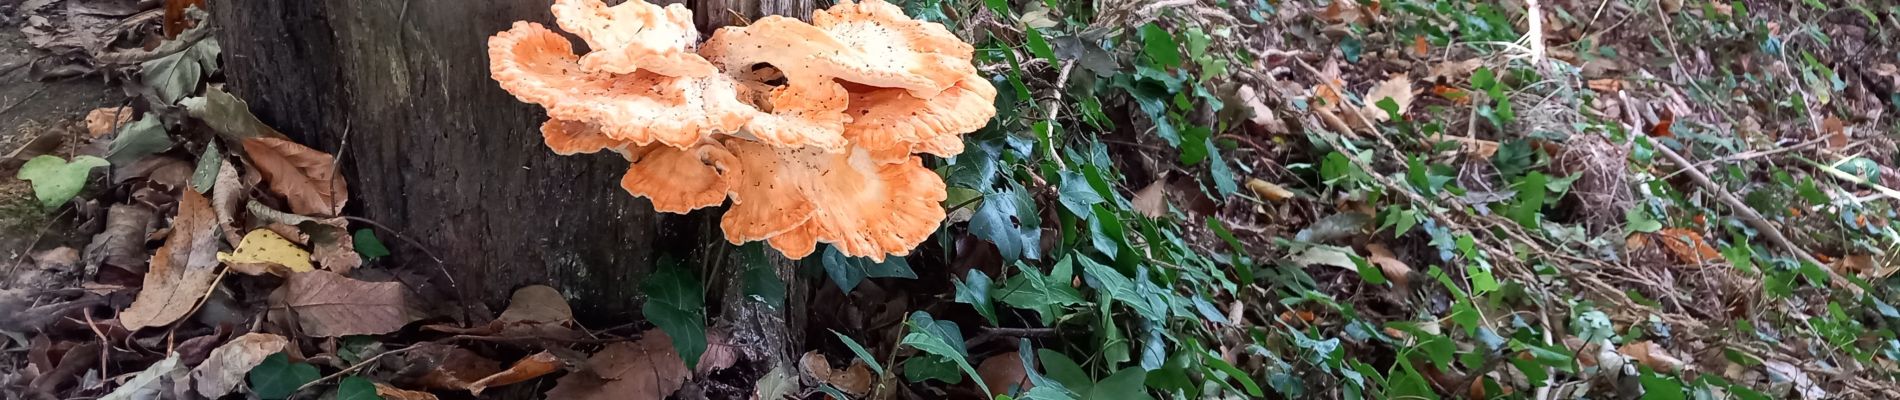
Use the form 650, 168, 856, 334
1652, 144, 1862, 295
1042, 59, 1077, 170
293, 344, 424, 394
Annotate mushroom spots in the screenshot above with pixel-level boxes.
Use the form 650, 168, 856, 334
488, 0, 992, 260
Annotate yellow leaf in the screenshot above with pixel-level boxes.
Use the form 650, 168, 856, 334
218, 229, 313, 273
1246, 178, 1295, 201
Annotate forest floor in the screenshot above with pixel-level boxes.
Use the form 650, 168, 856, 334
4, 0, 1900, 400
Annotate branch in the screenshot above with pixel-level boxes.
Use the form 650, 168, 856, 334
1652, 143, 1862, 295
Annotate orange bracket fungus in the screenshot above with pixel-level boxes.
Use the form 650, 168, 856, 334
488, 0, 995, 261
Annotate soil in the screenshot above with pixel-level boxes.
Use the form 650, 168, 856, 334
0, 9, 124, 275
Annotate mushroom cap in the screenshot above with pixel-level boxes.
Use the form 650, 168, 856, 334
812, 0, 975, 96
551, 0, 717, 77
489, 21, 753, 149
620, 141, 743, 213
740, 79, 850, 151
841, 73, 996, 159
720, 139, 818, 243
720, 140, 947, 261
541, 118, 634, 155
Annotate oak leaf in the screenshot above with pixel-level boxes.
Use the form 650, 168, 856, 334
242, 137, 347, 216
120, 189, 221, 330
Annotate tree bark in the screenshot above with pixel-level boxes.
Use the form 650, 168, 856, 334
208, 0, 811, 321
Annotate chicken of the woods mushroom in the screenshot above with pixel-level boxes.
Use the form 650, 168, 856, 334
488, 0, 995, 261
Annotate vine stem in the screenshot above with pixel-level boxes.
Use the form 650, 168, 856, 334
1041, 59, 1077, 170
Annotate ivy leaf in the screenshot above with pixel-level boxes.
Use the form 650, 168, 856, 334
141, 38, 219, 104
352, 229, 391, 260
971, 185, 1041, 262
247, 353, 318, 400
1207, 147, 1239, 195
953, 270, 999, 325
1084, 367, 1154, 400
903, 355, 963, 384
742, 243, 785, 308
903, 0, 950, 23
1079, 256, 1163, 321
1139, 23, 1181, 68
1511, 172, 1548, 230
1626, 207, 1662, 233
336, 376, 382, 400
997, 259, 1084, 324
641, 259, 707, 370
105, 114, 170, 168
17, 155, 109, 208
821, 246, 915, 294
1057, 171, 1105, 216
832, 330, 885, 375
1024, 27, 1057, 65
900, 312, 989, 394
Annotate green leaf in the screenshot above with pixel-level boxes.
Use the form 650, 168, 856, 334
336, 376, 382, 400
352, 229, 391, 260
972, 185, 1041, 262
1088, 204, 1124, 260
954, 269, 1000, 325
1139, 23, 1181, 68
741, 243, 785, 308
104, 113, 171, 167
1204, 354, 1265, 397
903, 355, 963, 384
1080, 256, 1164, 321
190, 141, 221, 193
642, 259, 707, 370
1038, 350, 1091, 393
248, 353, 318, 400
141, 38, 220, 104
1057, 171, 1105, 216
984, 0, 1009, 15
902, 0, 950, 23
182, 86, 286, 141
1083, 367, 1153, 400
1207, 148, 1238, 195
832, 330, 885, 375
1024, 27, 1057, 65
1511, 171, 1548, 229
821, 246, 916, 294
997, 259, 1084, 324
901, 311, 989, 396
1639, 368, 1685, 400
17, 155, 110, 208
1626, 207, 1662, 233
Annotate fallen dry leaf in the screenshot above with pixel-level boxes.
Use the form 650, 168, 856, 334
120, 189, 221, 330
191, 333, 289, 398
499, 285, 574, 326
376, 383, 441, 400
83, 203, 156, 274
467, 351, 565, 395
977, 351, 1033, 397
117, 156, 193, 187
1586, 79, 1623, 93
1236, 85, 1287, 134
210, 160, 244, 246
1360, 73, 1415, 122
1364, 243, 1414, 288
242, 137, 348, 216
302, 218, 361, 274
218, 229, 314, 274
1131, 181, 1168, 218
1838, 254, 1877, 278
85, 107, 134, 138
1425, 59, 1482, 82
1434, 135, 1499, 160
269, 270, 424, 337
1822, 116, 1846, 149
409, 343, 503, 391
1617, 341, 1684, 373
545, 328, 696, 400
1245, 178, 1295, 202
802, 351, 873, 396
1655, 228, 1721, 266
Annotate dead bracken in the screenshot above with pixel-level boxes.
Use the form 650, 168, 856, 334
488, 0, 994, 261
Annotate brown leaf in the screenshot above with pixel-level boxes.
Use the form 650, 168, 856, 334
85, 107, 133, 138
1245, 178, 1295, 202
498, 285, 574, 326
83, 203, 157, 274
117, 156, 193, 187
1236, 85, 1287, 134
1586, 79, 1624, 93
1360, 73, 1414, 122
1131, 181, 1168, 218
802, 351, 872, 396
545, 328, 695, 400
1434, 135, 1499, 160
190, 333, 289, 398
268, 270, 424, 337
1425, 59, 1482, 82
1655, 228, 1721, 266
467, 351, 564, 395
242, 137, 348, 216
303, 218, 360, 274
210, 160, 244, 247
1617, 341, 1684, 373
977, 352, 1033, 397
1822, 116, 1846, 149
410, 344, 503, 391
1838, 254, 1877, 277
120, 189, 220, 330
1364, 243, 1414, 288
375, 383, 441, 400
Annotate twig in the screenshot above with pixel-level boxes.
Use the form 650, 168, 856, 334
293, 344, 423, 394
0, 86, 49, 117
1042, 60, 1077, 170
1652, 143, 1861, 295
342, 216, 445, 265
